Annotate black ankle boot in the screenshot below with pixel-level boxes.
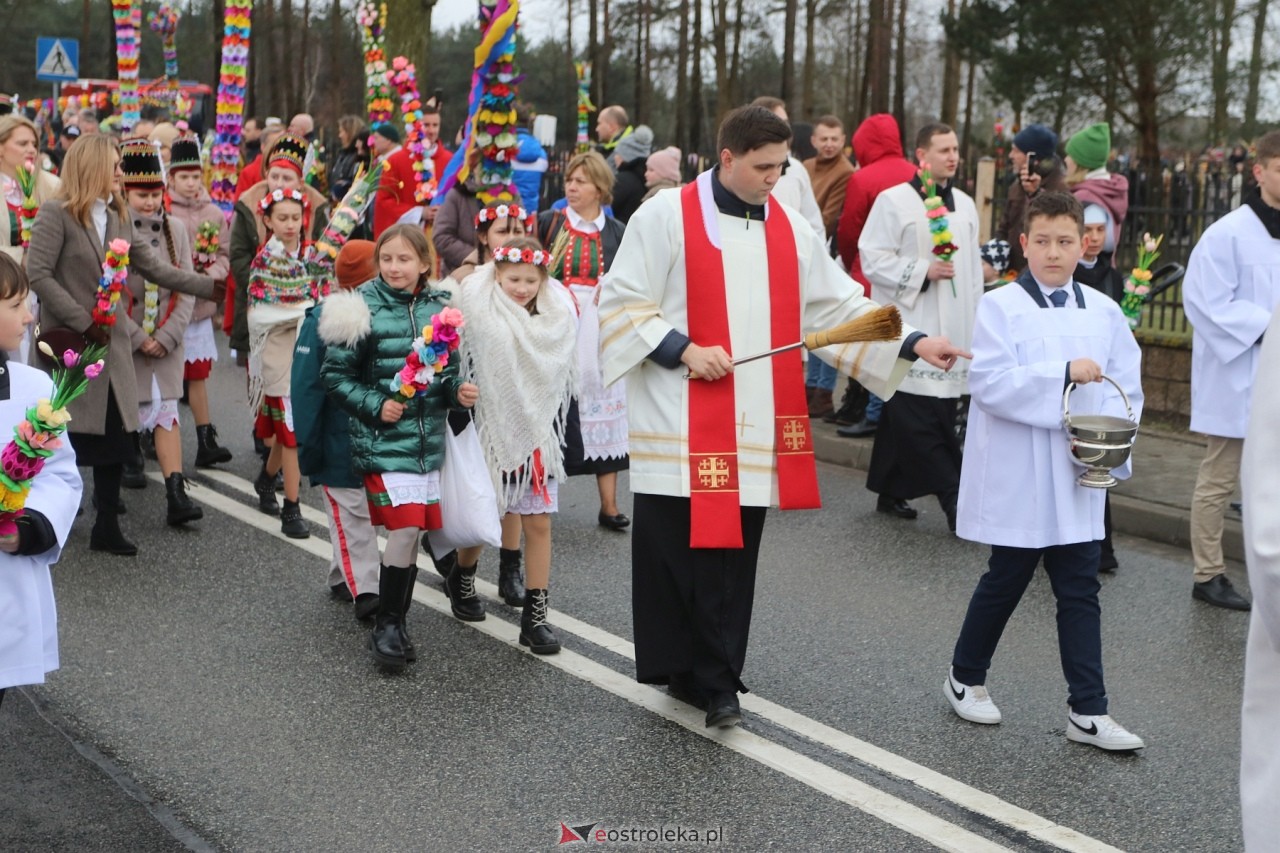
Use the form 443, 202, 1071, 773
497, 548, 526, 606
369, 564, 413, 670
165, 473, 203, 526
254, 466, 280, 516
520, 588, 560, 654
121, 458, 147, 489
89, 511, 138, 556
446, 561, 486, 622
194, 424, 233, 468
400, 565, 420, 663
280, 499, 309, 539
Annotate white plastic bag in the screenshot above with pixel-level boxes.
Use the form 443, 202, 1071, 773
426, 418, 502, 553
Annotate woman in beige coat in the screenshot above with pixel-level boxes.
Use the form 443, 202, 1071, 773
0, 114, 62, 361
25, 135, 218, 556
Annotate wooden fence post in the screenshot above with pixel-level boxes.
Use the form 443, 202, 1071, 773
976, 156, 995, 242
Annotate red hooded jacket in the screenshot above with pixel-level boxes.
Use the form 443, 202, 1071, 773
836, 114, 918, 293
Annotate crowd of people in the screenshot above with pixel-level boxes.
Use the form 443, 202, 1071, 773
0, 86, 1277, 848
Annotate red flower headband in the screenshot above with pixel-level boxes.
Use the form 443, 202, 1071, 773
259, 187, 309, 215
492, 245, 549, 268
475, 203, 527, 227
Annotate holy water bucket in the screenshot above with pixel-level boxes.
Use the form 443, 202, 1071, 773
1062, 375, 1138, 489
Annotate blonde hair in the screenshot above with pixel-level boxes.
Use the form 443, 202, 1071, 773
565, 151, 615, 206
0, 115, 39, 159
58, 135, 127, 226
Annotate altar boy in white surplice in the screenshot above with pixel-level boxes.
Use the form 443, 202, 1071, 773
598, 105, 970, 731
944, 192, 1147, 752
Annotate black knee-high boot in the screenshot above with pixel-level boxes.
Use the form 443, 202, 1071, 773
89, 464, 138, 556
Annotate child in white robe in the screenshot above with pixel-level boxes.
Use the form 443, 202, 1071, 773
0, 255, 83, 709
944, 191, 1146, 752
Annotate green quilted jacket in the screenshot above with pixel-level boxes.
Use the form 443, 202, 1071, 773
318, 279, 461, 475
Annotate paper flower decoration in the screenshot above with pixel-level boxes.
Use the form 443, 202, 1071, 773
388, 308, 466, 401
389, 57, 438, 204
112, 0, 142, 134
0, 343, 108, 537
92, 240, 131, 328
919, 166, 959, 297
148, 4, 182, 95
193, 221, 221, 272
15, 165, 39, 250
575, 62, 595, 152
358, 1, 394, 125
209, 0, 253, 217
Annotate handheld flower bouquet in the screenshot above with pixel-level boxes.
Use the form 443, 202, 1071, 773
388, 307, 465, 402
15, 164, 39, 250
193, 221, 221, 272
0, 343, 107, 536
1120, 233, 1163, 329
91, 239, 131, 328
920, 166, 959, 297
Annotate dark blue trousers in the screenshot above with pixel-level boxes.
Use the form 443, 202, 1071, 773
951, 541, 1107, 716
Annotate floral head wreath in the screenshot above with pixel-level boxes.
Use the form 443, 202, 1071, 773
492, 245, 549, 268
475, 203, 528, 227
259, 187, 309, 216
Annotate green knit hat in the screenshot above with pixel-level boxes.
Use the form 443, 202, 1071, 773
1065, 123, 1111, 170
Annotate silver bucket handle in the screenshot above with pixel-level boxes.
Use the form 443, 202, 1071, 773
1062, 374, 1136, 426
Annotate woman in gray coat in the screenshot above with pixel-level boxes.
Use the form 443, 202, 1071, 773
25, 135, 219, 556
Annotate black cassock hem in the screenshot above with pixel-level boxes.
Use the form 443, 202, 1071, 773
866, 391, 962, 499
631, 492, 766, 695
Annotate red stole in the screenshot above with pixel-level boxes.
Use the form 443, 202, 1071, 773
680, 178, 821, 549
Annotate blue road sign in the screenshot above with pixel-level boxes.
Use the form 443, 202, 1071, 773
36, 37, 79, 83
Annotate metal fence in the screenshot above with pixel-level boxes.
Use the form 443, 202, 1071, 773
989, 165, 1251, 343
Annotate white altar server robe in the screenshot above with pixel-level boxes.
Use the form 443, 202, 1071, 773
956, 280, 1143, 548
1184, 205, 1280, 439
0, 362, 83, 690
1240, 306, 1280, 852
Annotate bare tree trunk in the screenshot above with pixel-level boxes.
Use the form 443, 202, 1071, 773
691, 0, 705, 155
1244, 0, 1269, 138
588, 0, 600, 109
212, 0, 227, 111
802, 0, 817, 117
849, 0, 865, 121
961, 56, 975, 165
782, 0, 798, 109
420, 0, 436, 70
893, 0, 906, 135
940, 0, 961, 125
1211, 0, 1237, 143
327, 0, 343, 129
730, 0, 746, 107
712, 0, 730, 121
282, 0, 297, 116
676, 0, 689, 156
600, 0, 612, 106
864, 0, 891, 115
301, 0, 312, 112
264, 0, 280, 119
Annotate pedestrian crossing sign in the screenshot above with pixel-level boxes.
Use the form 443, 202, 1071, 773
36, 37, 79, 83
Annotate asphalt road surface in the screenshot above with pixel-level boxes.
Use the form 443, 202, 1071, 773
0, 360, 1251, 852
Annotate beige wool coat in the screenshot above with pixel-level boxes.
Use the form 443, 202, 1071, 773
126, 212, 196, 400
25, 199, 215, 435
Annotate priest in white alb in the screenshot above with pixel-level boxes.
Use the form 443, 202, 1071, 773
858, 123, 983, 530
598, 105, 970, 729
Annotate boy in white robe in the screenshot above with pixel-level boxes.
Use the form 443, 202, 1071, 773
944, 192, 1146, 751
1240, 305, 1280, 851
599, 105, 970, 730
1184, 129, 1280, 612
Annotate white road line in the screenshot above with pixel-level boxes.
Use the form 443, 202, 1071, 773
185, 470, 1121, 853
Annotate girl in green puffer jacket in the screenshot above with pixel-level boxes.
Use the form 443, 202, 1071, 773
320, 224, 479, 671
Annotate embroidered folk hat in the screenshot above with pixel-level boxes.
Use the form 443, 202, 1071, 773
267, 132, 309, 175
169, 134, 203, 173
119, 137, 166, 189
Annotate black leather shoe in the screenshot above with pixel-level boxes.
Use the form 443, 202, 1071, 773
837, 418, 879, 438
1098, 552, 1119, 574
164, 473, 204, 526
330, 582, 354, 602
876, 495, 918, 520
353, 592, 380, 621
598, 512, 631, 531
1193, 575, 1251, 611
89, 515, 138, 557
519, 588, 560, 654
280, 499, 310, 539
446, 562, 486, 622
705, 692, 742, 729
668, 674, 709, 710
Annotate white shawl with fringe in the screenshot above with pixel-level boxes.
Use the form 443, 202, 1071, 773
457, 263, 578, 511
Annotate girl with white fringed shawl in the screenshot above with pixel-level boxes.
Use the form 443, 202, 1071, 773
454, 236, 578, 655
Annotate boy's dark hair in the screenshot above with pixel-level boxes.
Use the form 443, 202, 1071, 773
750, 96, 786, 114
1256, 130, 1280, 164
914, 122, 954, 152
1023, 191, 1084, 236
0, 253, 30, 301
814, 114, 844, 132
717, 105, 793, 156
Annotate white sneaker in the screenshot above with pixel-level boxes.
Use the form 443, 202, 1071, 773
1066, 711, 1145, 751
944, 668, 1002, 724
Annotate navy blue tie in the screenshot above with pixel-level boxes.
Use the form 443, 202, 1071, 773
1049, 289, 1068, 308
